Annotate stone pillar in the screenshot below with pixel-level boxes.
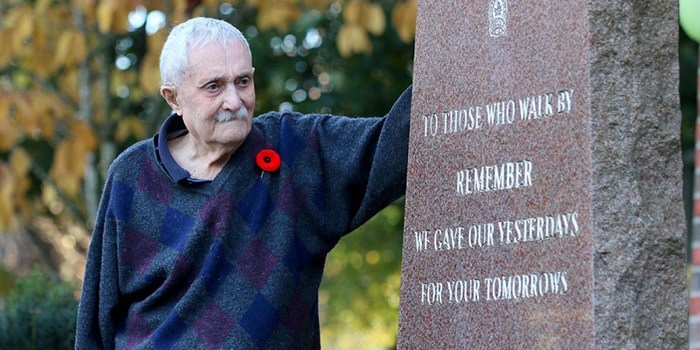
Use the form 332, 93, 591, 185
398, 1, 687, 348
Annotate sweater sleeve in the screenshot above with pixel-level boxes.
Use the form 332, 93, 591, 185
312, 86, 412, 235
75, 175, 120, 350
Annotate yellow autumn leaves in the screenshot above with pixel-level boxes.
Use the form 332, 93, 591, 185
55, 30, 89, 70
1, 1, 97, 230
1, 87, 82, 232
247, 0, 416, 56
337, 1, 385, 57
0, 148, 31, 231
0, 88, 95, 230
336, 0, 416, 56
1, 3, 73, 77
50, 121, 98, 201
391, 0, 417, 43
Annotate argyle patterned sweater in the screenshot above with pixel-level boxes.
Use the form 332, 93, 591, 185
75, 87, 412, 349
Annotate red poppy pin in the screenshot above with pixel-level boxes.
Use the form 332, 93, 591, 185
256, 149, 281, 174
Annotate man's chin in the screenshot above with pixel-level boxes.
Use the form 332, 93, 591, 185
218, 122, 251, 140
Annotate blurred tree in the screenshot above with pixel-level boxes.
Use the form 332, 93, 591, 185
0, 0, 415, 348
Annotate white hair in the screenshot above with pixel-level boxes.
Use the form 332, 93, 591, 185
159, 17, 251, 86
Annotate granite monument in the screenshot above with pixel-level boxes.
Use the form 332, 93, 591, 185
398, 1, 687, 348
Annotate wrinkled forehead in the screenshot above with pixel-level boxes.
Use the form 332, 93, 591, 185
184, 40, 254, 83
188, 32, 251, 58
187, 40, 252, 66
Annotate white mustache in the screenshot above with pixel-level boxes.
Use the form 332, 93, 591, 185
215, 107, 249, 122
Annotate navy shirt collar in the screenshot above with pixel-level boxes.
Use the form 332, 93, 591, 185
154, 113, 211, 186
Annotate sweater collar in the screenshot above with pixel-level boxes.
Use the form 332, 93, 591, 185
154, 113, 211, 186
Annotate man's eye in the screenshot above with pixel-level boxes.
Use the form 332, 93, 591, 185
239, 77, 251, 87
205, 83, 220, 91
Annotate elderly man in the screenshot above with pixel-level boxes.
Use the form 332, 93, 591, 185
76, 17, 411, 349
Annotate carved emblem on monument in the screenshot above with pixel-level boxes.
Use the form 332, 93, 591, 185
489, 0, 508, 37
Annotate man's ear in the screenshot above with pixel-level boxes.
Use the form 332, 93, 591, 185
160, 85, 182, 115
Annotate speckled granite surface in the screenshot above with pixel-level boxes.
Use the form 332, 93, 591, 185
398, 1, 686, 349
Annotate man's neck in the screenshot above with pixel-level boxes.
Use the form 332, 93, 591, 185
167, 134, 237, 180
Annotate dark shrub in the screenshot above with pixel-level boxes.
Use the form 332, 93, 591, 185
0, 270, 78, 350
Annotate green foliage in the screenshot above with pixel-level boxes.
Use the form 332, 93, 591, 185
320, 200, 405, 349
0, 266, 16, 296
0, 270, 78, 350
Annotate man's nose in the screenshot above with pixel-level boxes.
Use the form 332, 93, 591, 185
222, 84, 243, 111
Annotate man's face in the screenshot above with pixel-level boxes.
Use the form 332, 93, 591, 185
162, 40, 256, 151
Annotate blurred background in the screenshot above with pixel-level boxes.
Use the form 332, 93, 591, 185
0, 1, 696, 349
